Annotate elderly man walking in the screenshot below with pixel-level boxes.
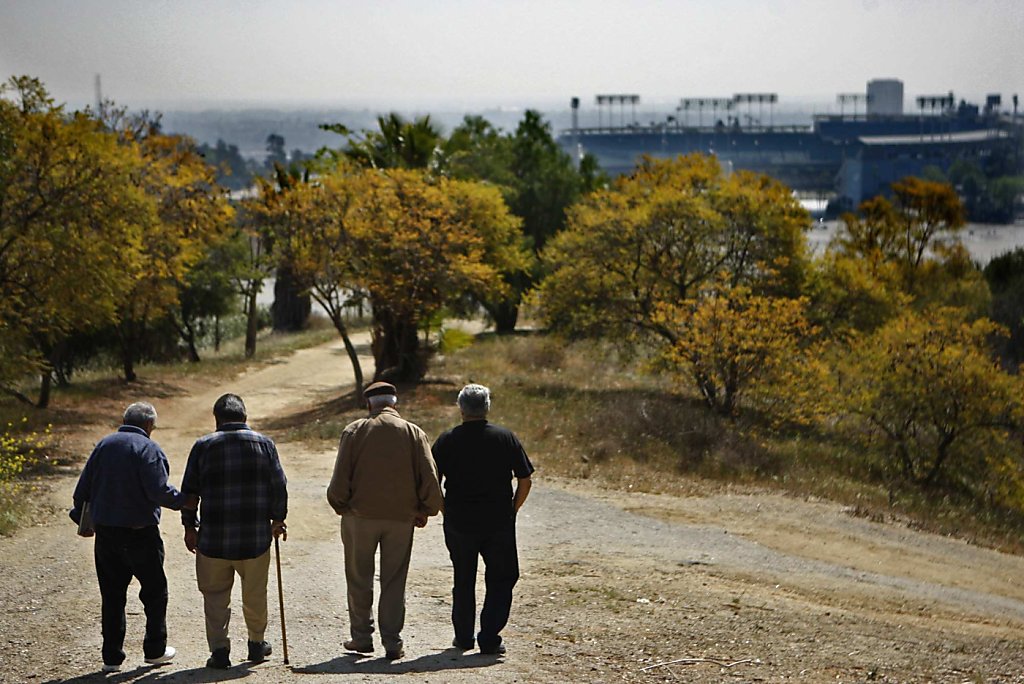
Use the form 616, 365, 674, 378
432, 384, 534, 655
327, 381, 444, 660
70, 402, 183, 673
180, 393, 288, 670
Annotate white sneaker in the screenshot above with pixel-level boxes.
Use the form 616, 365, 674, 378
101, 663, 121, 673
144, 646, 176, 665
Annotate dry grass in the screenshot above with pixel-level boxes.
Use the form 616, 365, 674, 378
363, 332, 1024, 555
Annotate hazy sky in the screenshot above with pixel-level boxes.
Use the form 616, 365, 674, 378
1, 0, 1022, 111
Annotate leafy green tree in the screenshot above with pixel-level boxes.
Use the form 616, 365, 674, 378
482, 110, 607, 332
197, 139, 253, 191
446, 115, 515, 185
984, 247, 1024, 366
321, 113, 446, 172
172, 239, 243, 362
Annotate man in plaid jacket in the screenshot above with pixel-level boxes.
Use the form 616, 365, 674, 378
181, 393, 288, 669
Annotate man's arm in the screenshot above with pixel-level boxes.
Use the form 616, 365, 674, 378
414, 429, 444, 519
180, 443, 201, 552
181, 494, 200, 553
139, 445, 185, 510
69, 446, 97, 525
267, 440, 288, 540
513, 476, 532, 513
326, 428, 355, 515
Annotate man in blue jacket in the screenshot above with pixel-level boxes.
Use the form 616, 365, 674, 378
70, 401, 184, 673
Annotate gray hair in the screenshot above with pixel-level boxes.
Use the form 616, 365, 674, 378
368, 394, 398, 410
123, 402, 157, 428
457, 383, 491, 417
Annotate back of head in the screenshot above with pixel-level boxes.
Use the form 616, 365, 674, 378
213, 393, 247, 425
123, 402, 157, 429
364, 382, 398, 412
368, 394, 398, 411
457, 383, 491, 418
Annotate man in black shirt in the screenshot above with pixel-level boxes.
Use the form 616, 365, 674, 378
432, 383, 534, 655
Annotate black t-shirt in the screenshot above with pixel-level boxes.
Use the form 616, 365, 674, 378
432, 420, 534, 534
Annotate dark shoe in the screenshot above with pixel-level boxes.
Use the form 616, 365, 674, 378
385, 647, 405, 660
247, 640, 272, 662
480, 643, 506, 655
343, 639, 374, 654
206, 647, 231, 669
452, 638, 474, 650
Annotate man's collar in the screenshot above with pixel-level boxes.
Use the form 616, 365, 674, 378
217, 422, 249, 432
118, 425, 149, 437
370, 406, 400, 417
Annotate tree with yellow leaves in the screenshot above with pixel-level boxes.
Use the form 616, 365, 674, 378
258, 164, 529, 385
535, 154, 809, 346
253, 165, 367, 391
655, 285, 826, 418
0, 77, 154, 405
839, 308, 1022, 493
350, 169, 527, 381
112, 129, 235, 381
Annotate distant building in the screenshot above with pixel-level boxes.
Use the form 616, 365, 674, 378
838, 129, 1013, 207
559, 77, 1022, 210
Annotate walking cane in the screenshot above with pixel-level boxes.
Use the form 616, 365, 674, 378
274, 536, 290, 665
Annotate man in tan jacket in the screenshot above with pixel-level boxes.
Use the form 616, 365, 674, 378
327, 381, 444, 660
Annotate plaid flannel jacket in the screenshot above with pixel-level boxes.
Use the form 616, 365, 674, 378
181, 423, 287, 560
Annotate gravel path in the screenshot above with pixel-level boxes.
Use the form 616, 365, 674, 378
2, 333, 1024, 683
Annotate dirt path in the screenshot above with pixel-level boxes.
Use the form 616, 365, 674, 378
2, 333, 1024, 683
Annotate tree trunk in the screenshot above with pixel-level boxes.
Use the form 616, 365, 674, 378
36, 371, 52, 409
371, 309, 425, 382
185, 323, 201, 363
122, 353, 137, 383
329, 312, 364, 395
272, 263, 311, 332
491, 301, 519, 334
214, 315, 222, 352
244, 285, 260, 359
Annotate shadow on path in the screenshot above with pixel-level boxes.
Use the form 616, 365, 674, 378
45, 662, 258, 684
293, 647, 504, 675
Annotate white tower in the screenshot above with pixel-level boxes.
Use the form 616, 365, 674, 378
866, 79, 904, 116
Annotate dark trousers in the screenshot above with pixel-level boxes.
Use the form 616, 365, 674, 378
443, 519, 519, 650
94, 524, 168, 665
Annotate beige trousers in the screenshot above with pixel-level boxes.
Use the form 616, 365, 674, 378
340, 515, 414, 652
195, 549, 271, 652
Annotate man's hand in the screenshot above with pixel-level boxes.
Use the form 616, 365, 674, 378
183, 527, 198, 554
413, 514, 428, 528
272, 520, 287, 541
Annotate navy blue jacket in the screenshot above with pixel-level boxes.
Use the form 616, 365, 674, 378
71, 425, 184, 528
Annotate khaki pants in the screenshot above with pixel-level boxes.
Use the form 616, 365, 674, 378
340, 515, 414, 652
195, 549, 271, 652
